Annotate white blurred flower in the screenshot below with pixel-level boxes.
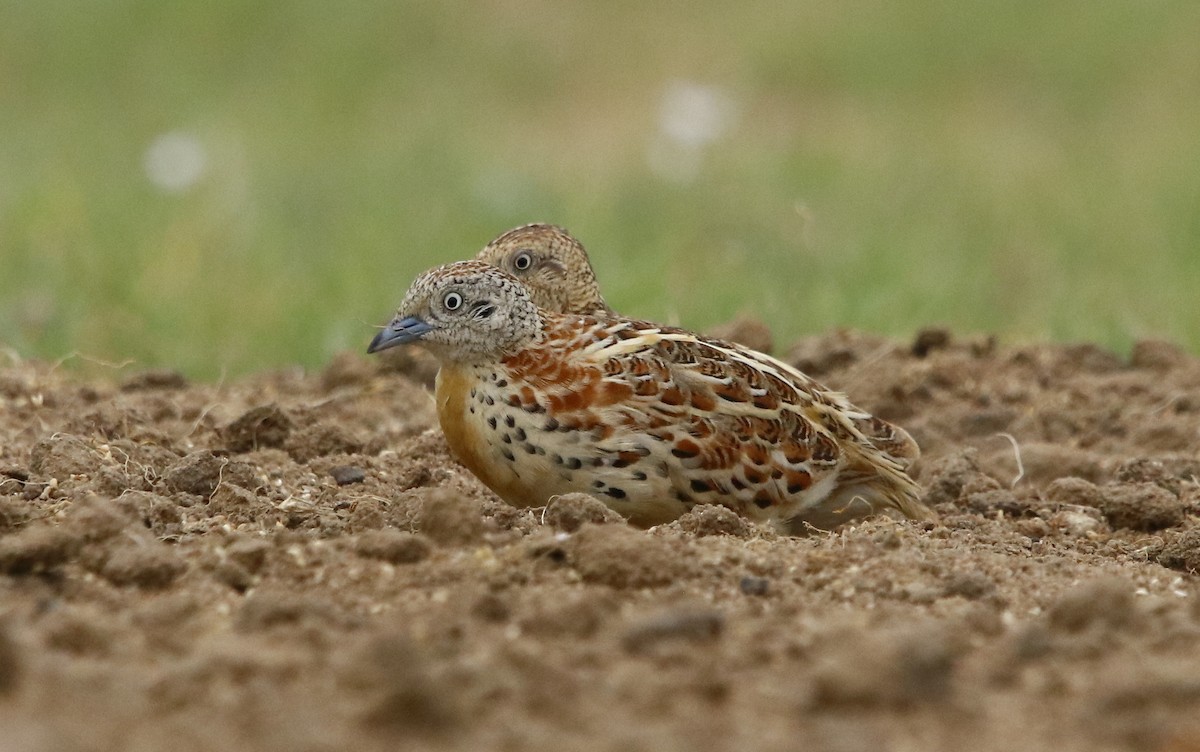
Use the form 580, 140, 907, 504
658, 80, 736, 148
647, 81, 738, 184
143, 131, 208, 193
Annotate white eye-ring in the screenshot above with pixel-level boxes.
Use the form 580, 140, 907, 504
443, 292, 464, 311
513, 251, 533, 271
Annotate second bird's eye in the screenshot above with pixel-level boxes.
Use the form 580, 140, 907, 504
443, 292, 464, 311
513, 251, 533, 271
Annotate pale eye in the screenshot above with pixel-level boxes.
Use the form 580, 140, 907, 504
443, 292, 464, 311
512, 251, 533, 272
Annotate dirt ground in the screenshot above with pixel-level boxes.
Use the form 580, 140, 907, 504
1, 326, 1199, 752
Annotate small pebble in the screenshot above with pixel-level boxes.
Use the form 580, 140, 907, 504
331, 466, 366, 486
739, 576, 770, 596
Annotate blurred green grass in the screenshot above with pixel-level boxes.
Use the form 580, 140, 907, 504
2, 0, 1198, 378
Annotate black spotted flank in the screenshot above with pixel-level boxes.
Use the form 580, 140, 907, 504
690, 479, 713, 494
487, 416, 498, 430
501, 448, 515, 462
504, 415, 516, 428
565, 457, 583, 470
671, 447, 699, 459
605, 487, 627, 500
514, 427, 526, 442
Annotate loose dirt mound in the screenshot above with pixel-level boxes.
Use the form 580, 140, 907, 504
1, 330, 1199, 751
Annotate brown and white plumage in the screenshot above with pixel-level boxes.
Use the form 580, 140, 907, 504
368, 261, 934, 532
476, 224, 921, 476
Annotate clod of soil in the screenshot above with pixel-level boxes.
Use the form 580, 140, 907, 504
1156, 530, 1200, 574
809, 622, 960, 708
415, 487, 484, 546
543, 492, 624, 532
1046, 578, 1138, 634
222, 404, 294, 452
566, 524, 689, 588
353, 530, 433, 564
1099, 482, 1187, 531
673, 503, 754, 537
0, 525, 80, 574
99, 543, 188, 588
162, 451, 253, 496
29, 433, 100, 478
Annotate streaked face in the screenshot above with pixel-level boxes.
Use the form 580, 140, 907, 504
368, 261, 542, 363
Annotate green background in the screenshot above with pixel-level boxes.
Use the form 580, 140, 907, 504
3, 1, 1198, 378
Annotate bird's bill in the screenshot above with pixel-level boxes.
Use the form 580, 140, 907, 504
367, 315, 435, 353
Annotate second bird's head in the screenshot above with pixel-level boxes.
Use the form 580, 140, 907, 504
474, 223, 609, 316
368, 260, 542, 363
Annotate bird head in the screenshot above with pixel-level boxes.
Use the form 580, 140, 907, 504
475, 223, 610, 316
368, 260, 543, 364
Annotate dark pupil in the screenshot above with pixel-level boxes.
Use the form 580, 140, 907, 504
447, 294, 461, 309
516, 253, 531, 270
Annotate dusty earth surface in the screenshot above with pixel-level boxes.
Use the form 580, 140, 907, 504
1, 327, 1200, 752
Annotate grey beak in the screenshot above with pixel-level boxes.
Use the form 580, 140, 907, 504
367, 316, 435, 354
